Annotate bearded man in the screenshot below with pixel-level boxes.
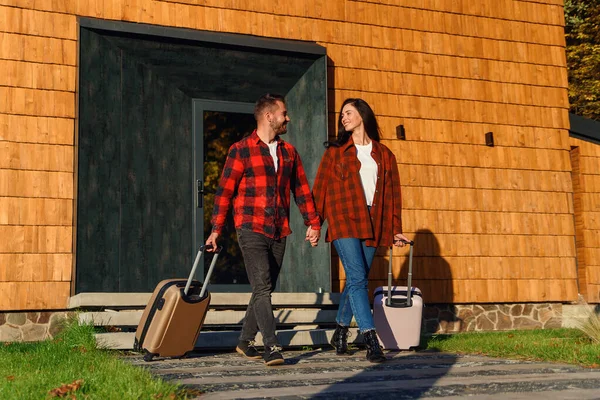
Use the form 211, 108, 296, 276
206, 93, 321, 366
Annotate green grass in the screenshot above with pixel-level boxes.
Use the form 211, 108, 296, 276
0, 318, 190, 400
423, 328, 600, 367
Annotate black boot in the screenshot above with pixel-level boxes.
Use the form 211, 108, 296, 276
330, 324, 349, 355
363, 330, 386, 363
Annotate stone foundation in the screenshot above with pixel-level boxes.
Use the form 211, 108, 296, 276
0, 311, 72, 342
423, 303, 563, 334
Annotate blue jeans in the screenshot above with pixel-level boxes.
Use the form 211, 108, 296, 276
333, 238, 377, 332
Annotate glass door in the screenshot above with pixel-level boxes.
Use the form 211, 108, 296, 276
193, 100, 255, 291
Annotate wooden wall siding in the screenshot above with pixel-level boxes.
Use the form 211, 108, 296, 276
0, 0, 578, 309
569, 139, 600, 303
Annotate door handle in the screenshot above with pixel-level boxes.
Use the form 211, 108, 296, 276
197, 180, 204, 208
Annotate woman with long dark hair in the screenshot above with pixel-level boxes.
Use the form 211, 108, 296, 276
310, 98, 409, 363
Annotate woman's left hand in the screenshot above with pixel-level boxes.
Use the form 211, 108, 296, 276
393, 233, 411, 247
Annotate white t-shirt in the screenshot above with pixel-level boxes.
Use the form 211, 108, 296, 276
268, 141, 278, 172
355, 142, 378, 206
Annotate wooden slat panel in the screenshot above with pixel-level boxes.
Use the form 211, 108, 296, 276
0, 170, 73, 198
159, 0, 564, 26
2, 0, 575, 307
0, 32, 77, 65
0, 197, 72, 225
0, 226, 71, 253
0, 0, 76, 13
354, 0, 565, 26
0, 142, 73, 171
0, 282, 71, 311
578, 156, 600, 172
580, 175, 600, 193
401, 165, 572, 192
0, 87, 74, 118
0, 253, 71, 281
331, 90, 569, 129
371, 233, 575, 257
354, 256, 577, 281
6, 0, 565, 28
377, 120, 570, 149
582, 230, 600, 248
335, 277, 579, 303
574, 141, 600, 157
386, 141, 571, 171
581, 193, 600, 212
325, 44, 568, 88
363, 278, 578, 303
402, 210, 574, 235
586, 285, 600, 303
0, 5, 76, 39
140, 6, 568, 67
333, 67, 568, 108
584, 249, 600, 267
588, 266, 600, 283
344, 2, 565, 46
403, 187, 571, 213
0, 281, 70, 310
0, 114, 74, 145
522, 0, 564, 6
0, 60, 76, 91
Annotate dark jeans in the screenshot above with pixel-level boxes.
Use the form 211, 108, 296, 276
237, 229, 287, 347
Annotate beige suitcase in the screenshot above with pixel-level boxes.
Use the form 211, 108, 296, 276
133, 245, 221, 361
373, 240, 423, 350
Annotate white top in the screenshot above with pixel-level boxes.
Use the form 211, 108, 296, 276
355, 142, 378, 206
268, 141, 279, 173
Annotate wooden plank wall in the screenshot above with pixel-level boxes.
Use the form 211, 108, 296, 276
569, 138, 600, 303
0, 0, 581, 309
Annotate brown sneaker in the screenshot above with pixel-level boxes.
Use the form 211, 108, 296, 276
263, 345, 285, 366
235, 340, 262, 360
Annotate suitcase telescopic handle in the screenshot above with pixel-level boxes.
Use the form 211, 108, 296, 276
387, 239, 414, 307
185, 244, 222, 297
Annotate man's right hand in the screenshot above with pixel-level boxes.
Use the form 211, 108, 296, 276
205, 232, 219, 252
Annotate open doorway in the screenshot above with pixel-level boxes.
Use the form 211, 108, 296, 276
75, 18, 330, 294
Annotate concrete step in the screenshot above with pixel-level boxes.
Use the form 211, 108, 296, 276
97, 327, 363, 350
69, 292, 341, 309
80, 308, 339, 327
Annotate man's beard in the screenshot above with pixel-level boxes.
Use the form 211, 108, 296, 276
271, 120, 287, 135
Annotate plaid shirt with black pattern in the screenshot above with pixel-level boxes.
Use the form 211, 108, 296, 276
312, 137, 403, 247
211, 130, 321, 239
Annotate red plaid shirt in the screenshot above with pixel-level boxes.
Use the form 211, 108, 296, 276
211, 130, 320, 239
312, 137, 403, 247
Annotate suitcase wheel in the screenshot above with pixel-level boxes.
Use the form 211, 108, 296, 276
143, 350, 157, 362
171, 353, 188, 360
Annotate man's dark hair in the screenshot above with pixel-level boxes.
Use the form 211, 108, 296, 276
254, 93, 286, 121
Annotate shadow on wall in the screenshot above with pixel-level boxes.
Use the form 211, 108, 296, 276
400, 229, 461, 335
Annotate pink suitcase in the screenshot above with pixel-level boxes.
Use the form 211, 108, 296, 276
373, 240, 423, 350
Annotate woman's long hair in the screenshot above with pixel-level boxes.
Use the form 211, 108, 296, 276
324, 98, 381, 148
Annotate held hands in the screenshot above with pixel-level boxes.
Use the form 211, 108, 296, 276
306, 226, 320, 247
393, 233, 411, 247
205, 232, 219, 252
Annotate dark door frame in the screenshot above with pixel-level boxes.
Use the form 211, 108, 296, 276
74, 17, 329, 295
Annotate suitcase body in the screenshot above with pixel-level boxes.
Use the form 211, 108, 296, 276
373, 285, 423, 350
134, 245, 220, 361
372, 240, 423, 350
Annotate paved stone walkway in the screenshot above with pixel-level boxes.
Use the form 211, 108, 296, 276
125, 349, 600, 399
